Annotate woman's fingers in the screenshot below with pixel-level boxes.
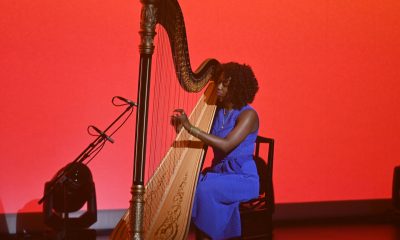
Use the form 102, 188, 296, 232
174, 109, 188, 116
173, 109, 184, 114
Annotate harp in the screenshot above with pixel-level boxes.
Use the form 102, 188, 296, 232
111, 0, 220, 239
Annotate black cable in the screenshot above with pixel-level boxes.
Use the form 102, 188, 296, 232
83, 99, 135, 164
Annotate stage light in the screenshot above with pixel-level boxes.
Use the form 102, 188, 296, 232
42, 162, 97, 239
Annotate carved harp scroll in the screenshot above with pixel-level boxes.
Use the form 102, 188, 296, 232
119, 0, 220, 239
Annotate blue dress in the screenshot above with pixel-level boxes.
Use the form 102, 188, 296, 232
191, 105, 259, 239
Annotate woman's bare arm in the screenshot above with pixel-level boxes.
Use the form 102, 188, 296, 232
173, 109, 258, 154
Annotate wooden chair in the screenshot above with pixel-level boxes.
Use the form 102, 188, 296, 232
240, 136, 275, 239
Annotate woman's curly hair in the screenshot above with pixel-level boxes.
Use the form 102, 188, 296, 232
215, 62, 259, 109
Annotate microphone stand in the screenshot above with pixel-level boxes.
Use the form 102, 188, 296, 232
38, 102, 135, 205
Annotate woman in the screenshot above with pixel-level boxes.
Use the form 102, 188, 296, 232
172, 62, 260, 239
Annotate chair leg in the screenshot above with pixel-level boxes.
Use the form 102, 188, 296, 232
195, 227, 211, 240
241, 211, 273, 239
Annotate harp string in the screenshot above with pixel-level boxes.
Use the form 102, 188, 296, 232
145, 24, 203, 184
143, 24, 202, 227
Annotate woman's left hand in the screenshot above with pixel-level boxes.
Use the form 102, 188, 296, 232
172, 109, 191, 132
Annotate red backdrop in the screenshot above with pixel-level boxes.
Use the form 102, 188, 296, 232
1, 0, 399, 214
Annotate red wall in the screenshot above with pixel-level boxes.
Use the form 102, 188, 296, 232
1, 0, 399, 214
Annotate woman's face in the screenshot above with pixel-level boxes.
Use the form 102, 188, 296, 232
216, 73, 231, 104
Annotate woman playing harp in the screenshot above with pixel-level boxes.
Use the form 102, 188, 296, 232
172, 62, 260, 239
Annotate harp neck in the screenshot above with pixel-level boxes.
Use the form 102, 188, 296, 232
140, 0, 220, 92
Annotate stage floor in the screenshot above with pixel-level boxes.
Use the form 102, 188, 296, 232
1, 221, 399, 239
95, 221, 400, 240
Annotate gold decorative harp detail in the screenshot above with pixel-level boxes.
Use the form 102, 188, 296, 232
111, 0, 220, 239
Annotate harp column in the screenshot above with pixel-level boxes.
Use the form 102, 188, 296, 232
129, 0, 157, 239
